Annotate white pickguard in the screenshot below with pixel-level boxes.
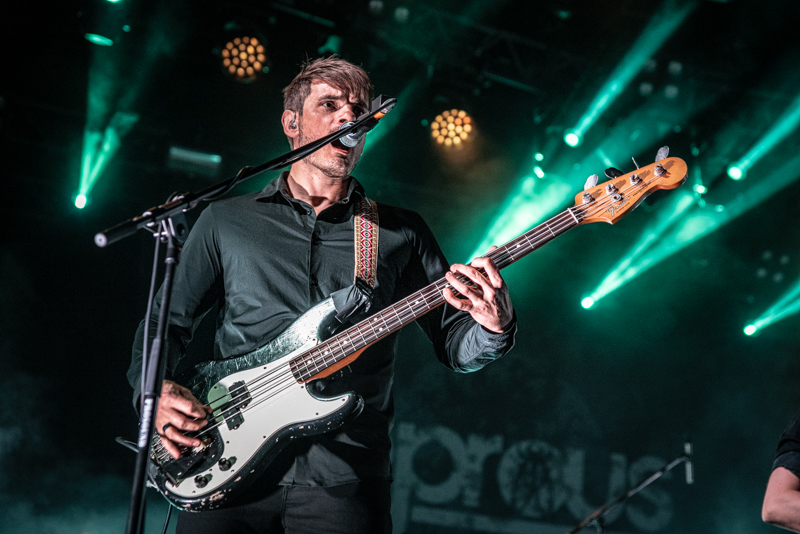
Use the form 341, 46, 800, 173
165, 340, 354, 506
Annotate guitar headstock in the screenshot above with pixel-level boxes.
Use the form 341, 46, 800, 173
573, 157, 688, 225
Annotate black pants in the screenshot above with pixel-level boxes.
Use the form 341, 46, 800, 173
175, 480, 392, 534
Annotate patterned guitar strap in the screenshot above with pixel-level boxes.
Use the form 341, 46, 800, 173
353, 196, 379, 289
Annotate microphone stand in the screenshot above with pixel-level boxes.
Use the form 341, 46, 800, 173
101, 95, 395, 534
567, 445, 692, 534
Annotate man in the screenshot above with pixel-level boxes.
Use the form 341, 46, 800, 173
763, 411, 800, 532
128, 56, 516, 533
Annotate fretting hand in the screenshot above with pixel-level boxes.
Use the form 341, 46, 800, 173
442, 254, 514, 333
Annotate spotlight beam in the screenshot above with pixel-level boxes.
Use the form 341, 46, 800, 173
468, 176, 572, 261
588, 152, 800, 303
568, 0, 697, 142
748, 279, 800, 333
731, 91, 800, 176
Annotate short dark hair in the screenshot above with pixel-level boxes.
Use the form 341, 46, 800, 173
283, 56, 372, 113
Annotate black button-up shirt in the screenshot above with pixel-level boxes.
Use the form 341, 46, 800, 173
129, 173, 515, 486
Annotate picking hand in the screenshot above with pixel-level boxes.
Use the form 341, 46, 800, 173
155, 380, 212, 459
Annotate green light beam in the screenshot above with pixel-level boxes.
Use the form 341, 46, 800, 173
570, 0, 697, 140
77, 2, 187, 208
748, 278, 800, 334
589, 188, 697, 302
588, 152, 800, 303
731, 91, 800, 175
362, 74, 426, 157
467, 176, 573, 261
78, 112, 138, 203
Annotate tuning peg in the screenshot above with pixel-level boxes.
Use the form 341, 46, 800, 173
655, 146, 669, 162
584, 174, 599, 190
604, 167, 624, 179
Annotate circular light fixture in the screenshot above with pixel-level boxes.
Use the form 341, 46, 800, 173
564, 129, 582, 147
581, 297, 594, 309
744, 324, 757, 336
75, 193, 88, 209
430, 109, 472, 147
727, 163, 745, 180
221, 36, 268, 83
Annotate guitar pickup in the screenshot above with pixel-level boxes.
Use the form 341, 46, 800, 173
210, 381, 251, 430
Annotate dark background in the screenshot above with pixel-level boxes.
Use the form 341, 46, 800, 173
3, 0, 800, 532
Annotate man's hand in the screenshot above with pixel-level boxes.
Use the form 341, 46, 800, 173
155, 380, 212, 459
442, 254, 514, 333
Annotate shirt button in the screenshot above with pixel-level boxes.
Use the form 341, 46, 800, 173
312, 238, 321, 246
310, 275, 318, 286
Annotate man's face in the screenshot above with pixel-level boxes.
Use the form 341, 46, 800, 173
295, 81, 368, 179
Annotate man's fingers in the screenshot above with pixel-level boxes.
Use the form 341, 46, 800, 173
445, 271, 480, 303
470, 257, 505, 289
448, 264, 493, 299
164, 424, 202, 450
442, 284, 470, 311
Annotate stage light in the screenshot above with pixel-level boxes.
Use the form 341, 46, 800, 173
82, 0, 129, 47
430, 109, 472, 148
75, 194, 88, 209
693, 184, 708, 195
85, 34, 114, 46
564, 130, 581, 147
744, 325, 757, 336
565, 0, 696, 142
534, 152, 544, 162
221, 36, 268, 83
468, 176, 572, 261
587, 152, 800, 304
726, 91, 800, 180
533, 166, 545, 179
581, 297, 594, 309
745, 276, 800, 336
727, 163, 745, 180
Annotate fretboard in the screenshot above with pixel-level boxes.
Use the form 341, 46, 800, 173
289, 206, 583, 381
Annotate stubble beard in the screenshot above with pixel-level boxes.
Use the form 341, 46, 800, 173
297, 129, 361, 180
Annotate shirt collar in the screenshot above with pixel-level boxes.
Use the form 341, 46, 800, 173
255, 171, 365, 205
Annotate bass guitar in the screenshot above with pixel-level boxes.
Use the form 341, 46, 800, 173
148, 154, 688, 511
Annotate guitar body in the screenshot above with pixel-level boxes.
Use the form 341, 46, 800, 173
148, 298, 364, 511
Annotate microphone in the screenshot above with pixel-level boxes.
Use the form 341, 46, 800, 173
337, 95, 396, 147
338, 119, 375, 147
684, 441, 694, 484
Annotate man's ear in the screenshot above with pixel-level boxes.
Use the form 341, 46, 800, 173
281, 110, 300, 140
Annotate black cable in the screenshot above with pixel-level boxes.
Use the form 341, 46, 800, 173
160, 505, 173, 534
140, 230, 163, 411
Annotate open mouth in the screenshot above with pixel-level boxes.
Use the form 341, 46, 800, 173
331, 137, 352, 154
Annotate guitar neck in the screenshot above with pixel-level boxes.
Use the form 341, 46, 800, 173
289, 207, 581, 381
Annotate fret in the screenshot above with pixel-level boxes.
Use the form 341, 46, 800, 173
353, 322, 369, 347
342, 330, 357, 353
567, 207, 580, 225
389, 304, 404, 330
290, 206, 593, 381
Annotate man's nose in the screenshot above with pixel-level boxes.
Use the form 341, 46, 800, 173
337, 105, 357, 123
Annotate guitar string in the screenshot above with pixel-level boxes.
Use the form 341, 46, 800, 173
170, 171, 673, 448
194, 172, 663, 431
184, 172, 663, 442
